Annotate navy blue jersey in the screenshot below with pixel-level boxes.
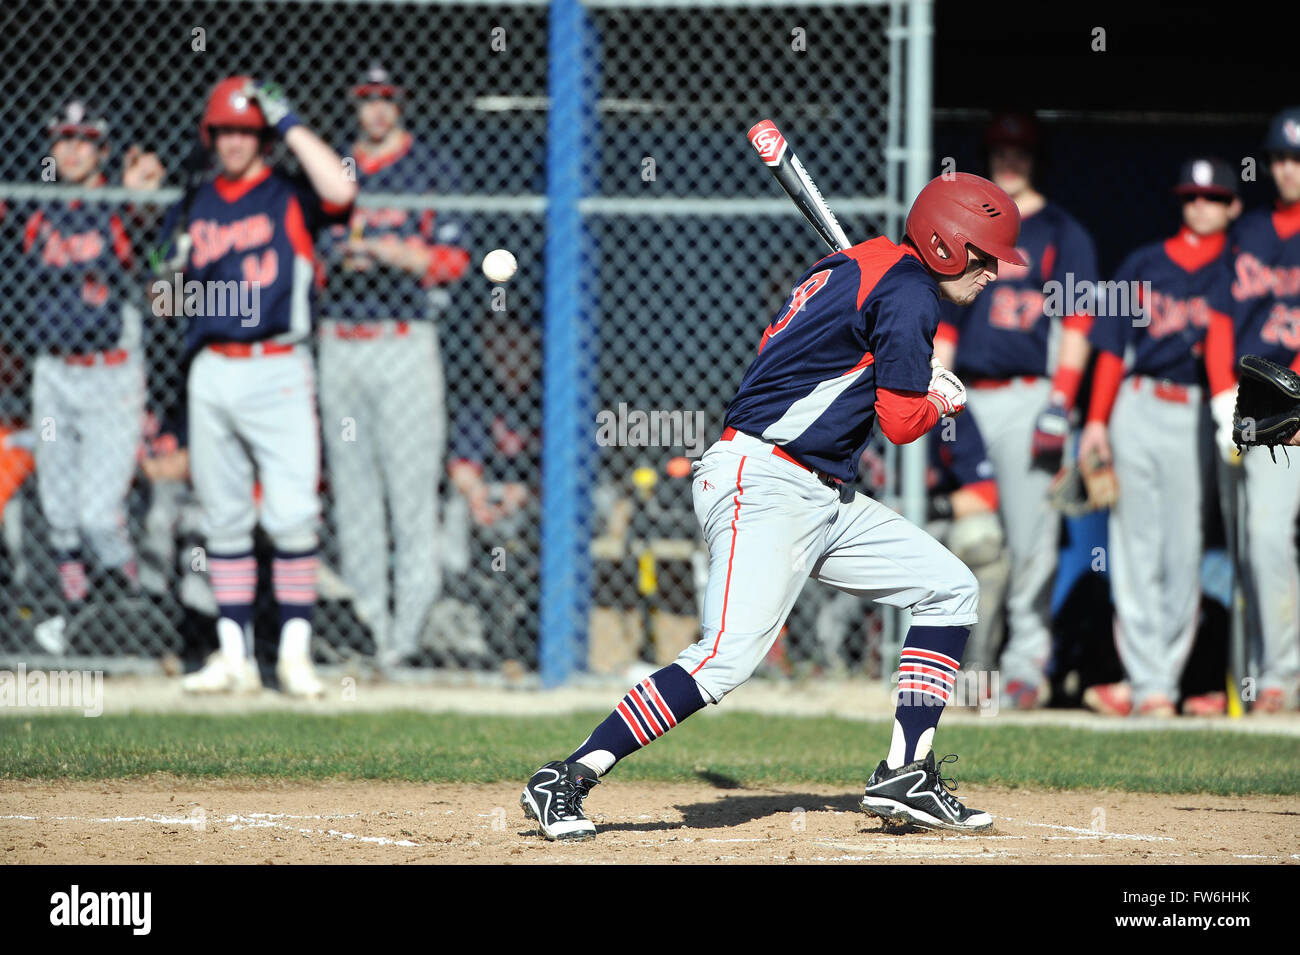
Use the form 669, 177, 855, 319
928, 411, 995, 496
1226, 202, 1300, 366
944, 202, 1098, 379
21, 179, 138, 353
724, 236, 937, 483
1088, 228, 1233, 385
318, 133, 468, 321
160, 167, 350, 356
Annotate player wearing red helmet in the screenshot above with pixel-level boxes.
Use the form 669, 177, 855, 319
521, 173, 1022, 841
162, 76, 357, 697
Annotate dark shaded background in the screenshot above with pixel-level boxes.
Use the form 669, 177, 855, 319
934, 0, 1299, 274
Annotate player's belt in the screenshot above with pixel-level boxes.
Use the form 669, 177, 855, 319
1130, 375, 1192, 404
967, 375, 1041, 389
719, 427, 843, 487
208, 341, 297, 358
326, 320, 411, 340
62, 348, 129, 367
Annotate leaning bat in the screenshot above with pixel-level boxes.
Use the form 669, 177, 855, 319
747, 119, 852, 253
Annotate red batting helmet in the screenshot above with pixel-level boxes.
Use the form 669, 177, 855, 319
905, 172, 1028, 277
199, 76, 266, 148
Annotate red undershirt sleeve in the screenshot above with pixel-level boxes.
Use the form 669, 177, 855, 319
1086, 350, 1125, 424
876, 386, 941, 445
1204, 309, 1237, 396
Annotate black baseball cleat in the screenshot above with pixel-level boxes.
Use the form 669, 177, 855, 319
860, 752, 993, 833
521, 760, 600, 841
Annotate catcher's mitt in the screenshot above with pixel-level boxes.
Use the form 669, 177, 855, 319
1049, 451, 1118, 516
1233, 354, 1300, 454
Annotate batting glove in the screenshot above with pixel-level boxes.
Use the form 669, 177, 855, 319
1031, 402, 1069, 472
246, 80, 300, 137
927, 359, 967, 417
1210, 385, 1240, 464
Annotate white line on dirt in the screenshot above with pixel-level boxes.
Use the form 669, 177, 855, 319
223, 817, 420, 847
0, 811, 419, 848
998, 817, 1175, 841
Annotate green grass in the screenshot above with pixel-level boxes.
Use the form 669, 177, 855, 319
1, 710, 1297, 795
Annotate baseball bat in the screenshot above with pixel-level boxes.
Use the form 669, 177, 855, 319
747, 119, 853, 253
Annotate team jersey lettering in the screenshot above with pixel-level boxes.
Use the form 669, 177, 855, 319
81, 274, 109, 307
40, 229, 105, 266
988, 286, 1047, 331
1260, 302, 1300, 350
241, 248, 279, 287
190, 213, 275, 268
351, 207, 408, 229
1146, 289, 1209, 338
1232, 252, 1300, 300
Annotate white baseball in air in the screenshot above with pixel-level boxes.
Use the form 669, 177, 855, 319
482, 248, 518, 283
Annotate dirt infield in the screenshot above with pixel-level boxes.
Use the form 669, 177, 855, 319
4, 778, 1297, 864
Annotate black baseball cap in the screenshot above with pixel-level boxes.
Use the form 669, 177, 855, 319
1262, 106, 1300, 156
1173, 157, 1238, 199
351, 64, 404, 101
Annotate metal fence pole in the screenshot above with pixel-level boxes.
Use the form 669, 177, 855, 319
892, 0, 933, 673
541, 0, 595, 686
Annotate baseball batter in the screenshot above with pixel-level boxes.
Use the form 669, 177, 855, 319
522, 172, 1028, 841
1205, 106, 1300, 714
165, 77, 357, 696
22, 101, 162, 637
1076, 157, 1240, 717
317, 65, 470, 671
933, 113, 1099, 709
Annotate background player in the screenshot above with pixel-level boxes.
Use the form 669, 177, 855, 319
1076, 157, 1240, 717
1205, 106, 1300, 713
933, 112, 1100, 709
22, 100, 163, 646
521, 172, 1026, 841
318, 65, 470, 673
168, 77, 356, 696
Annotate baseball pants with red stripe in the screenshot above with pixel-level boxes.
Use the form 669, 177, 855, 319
675, 433, 980, 704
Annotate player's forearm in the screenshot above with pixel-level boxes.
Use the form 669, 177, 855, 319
449, 460, 486, 496
1085, 350, 1124, 424
950, 481, 997, 519
283, 126, 359, 208
875, 387, 940, 444
1050, 326, 1090, 409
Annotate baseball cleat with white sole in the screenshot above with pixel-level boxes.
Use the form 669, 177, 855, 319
276, 653, 325, 698
521, 760, 600, 841
860, 752, 993, 833
181, 652, 262, 695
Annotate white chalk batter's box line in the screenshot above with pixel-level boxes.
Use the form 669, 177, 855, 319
0, 812, 420, 848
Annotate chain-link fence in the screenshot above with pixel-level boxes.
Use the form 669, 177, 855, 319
0, 0, 923, 683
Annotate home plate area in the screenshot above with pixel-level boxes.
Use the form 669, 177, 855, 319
3, 780, 1297, 864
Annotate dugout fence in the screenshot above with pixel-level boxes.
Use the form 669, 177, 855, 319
0, 0, 932, 685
